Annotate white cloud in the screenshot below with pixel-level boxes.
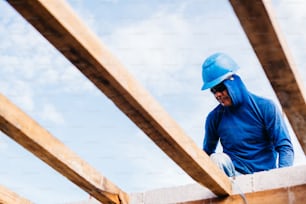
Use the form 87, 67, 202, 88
274, 0, 306, 20
272, 0, 306, 83
40, 104, 65, 125
106, 11, 193, 96
0, 79, 34, 111
100, 0, 258, 99
0, 1, 97, 96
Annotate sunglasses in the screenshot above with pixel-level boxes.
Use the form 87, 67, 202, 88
210, 82, 227, 94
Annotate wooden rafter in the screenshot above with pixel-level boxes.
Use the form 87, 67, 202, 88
0, 185, 32, 204
6, 0, 232, 196
0, 94, 128, 204
229, 0, 306, 153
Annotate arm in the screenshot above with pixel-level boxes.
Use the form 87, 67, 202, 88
264, 101, 294, 167
203, 111, 220, 155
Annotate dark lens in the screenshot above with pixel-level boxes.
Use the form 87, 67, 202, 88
210, 83, 226, 94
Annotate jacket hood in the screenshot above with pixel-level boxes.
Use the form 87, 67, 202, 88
223, 74, 249, 107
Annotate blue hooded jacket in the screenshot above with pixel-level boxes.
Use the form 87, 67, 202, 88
203, 74, 294, 174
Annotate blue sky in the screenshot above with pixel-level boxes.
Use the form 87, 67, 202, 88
0, 0, 306, 203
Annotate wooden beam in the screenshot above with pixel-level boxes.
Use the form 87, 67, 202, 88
229, 0, 306, 153
181, 184, 306, 204
0, 94, 128, 204
0, 185, 32, 204
6, 0, 232, 196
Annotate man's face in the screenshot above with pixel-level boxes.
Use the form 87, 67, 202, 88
210, 82, 232, 107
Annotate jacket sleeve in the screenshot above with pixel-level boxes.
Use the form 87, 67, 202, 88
263, 100, 294, 167
203, 111, 220, 155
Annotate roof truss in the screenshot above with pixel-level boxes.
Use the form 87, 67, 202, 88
6, 0, 232, 197
1, 0, 305, 203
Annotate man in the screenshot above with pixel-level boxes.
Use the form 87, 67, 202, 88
201, 52, 294, 177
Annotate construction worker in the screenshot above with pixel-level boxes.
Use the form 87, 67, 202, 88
201, 52, 294, 177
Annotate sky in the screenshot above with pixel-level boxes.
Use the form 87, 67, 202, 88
0, 0, 306, 203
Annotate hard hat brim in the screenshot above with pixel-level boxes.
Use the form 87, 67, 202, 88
201, 72, 234, 90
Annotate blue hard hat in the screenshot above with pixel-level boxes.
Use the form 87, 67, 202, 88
201, 53, 239, 90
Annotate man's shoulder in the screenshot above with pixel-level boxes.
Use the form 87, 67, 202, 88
207, 105, 224, 119
206, 105, 224, 127
250, 94, 278, 116
251, 93, 275, 106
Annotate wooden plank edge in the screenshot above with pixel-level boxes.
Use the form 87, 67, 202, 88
0, 94, 129, 204
0, 185, 32, 204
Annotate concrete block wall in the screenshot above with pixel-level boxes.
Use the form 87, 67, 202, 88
130, 165, 306, 204
70, 165, 306, 204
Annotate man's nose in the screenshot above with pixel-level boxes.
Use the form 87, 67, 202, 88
214, 91, 223, 97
